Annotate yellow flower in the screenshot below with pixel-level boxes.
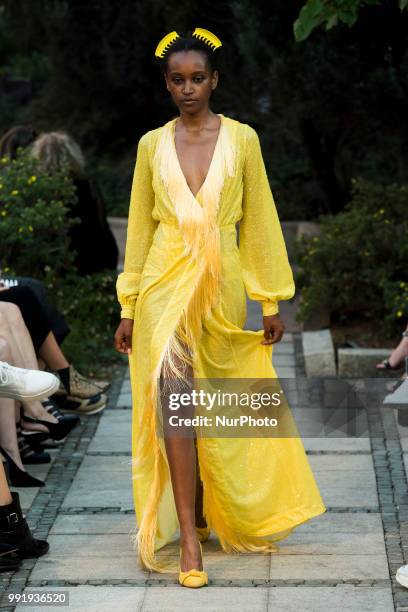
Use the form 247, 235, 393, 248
379, 208, 385, 214
11, 190, 19, 196
28, 225, 33, 232
401, 282, 406, 288
1, 157, 8, 164
18, 227, 23, 233
0, 210, 7, 217
397, 310, 403, 317
4, 267, 10, 272
0, 184, 3, 189
27, 175, 37, 184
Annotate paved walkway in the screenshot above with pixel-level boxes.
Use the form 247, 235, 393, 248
1, 302, 408, 611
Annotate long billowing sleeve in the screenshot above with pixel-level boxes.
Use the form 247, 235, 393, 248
239, 126, 295, 316
116, 133, 158, 319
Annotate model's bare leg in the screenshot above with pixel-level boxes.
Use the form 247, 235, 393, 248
0, 306, 58, 432
194, 438, 207, 529
161, 351, 203, 572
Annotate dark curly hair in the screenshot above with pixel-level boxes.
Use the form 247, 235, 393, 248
155, 30, 221, 75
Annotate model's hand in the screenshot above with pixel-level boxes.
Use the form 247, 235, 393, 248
114, 319, 134, 354
261, 314, 285, 345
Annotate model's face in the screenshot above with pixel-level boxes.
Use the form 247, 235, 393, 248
164, 50, 218, 114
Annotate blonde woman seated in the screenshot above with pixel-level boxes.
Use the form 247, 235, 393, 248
30, 131, 118, 275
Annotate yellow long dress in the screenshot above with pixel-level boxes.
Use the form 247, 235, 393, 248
116, 113, 326, 573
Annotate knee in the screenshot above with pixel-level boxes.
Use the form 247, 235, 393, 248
0, 302, 24, 327
0, 336, 12, 362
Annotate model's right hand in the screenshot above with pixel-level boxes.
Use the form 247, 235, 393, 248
114, 319, 134, 354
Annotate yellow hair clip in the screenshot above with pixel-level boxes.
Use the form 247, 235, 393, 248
155, 31, 180, 58
192, 28, 222, 51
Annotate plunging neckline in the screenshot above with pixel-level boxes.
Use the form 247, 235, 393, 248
172, 113, 224, 200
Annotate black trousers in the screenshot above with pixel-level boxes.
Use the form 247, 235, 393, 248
2, 276, 70, 346
0, 285, 52, 352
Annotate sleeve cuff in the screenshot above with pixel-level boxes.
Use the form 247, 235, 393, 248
120, 306, 135, 320
262, 301, 279, 316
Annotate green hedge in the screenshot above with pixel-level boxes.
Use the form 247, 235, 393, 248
0, 151, 120, 373
294, 178, 408, 335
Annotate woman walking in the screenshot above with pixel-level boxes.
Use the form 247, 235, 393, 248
115, 28, 326, 588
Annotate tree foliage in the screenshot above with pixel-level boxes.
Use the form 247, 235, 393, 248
0, 0, 407, 219
294, 0, 408, 41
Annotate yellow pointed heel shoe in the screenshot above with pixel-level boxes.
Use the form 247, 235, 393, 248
179, 540, 208, 588
196, 526, 210, 543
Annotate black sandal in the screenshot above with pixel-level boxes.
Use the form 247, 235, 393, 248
20, 406, 78, 442
16, 424, 51, 465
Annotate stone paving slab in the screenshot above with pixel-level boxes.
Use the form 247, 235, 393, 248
309, 454, 378, 507
16, 586, 269, 612
277, 513, 385, 555
16, 587, 145, 612
269, 554, 388, 580
157, 512, 384, 557
16, 583, 395, 612
267, 586, 394, 611
88, 411, 131, 453
143, 586, 268, 611
270, 354, 295, 367
273, 366, 296, 378
303, 437, 371, 452
29, 534, 143, 581
50, 513, 135, 535
18, 452, 58, 510
61, 455, 132, 509
117, 392, 132, 407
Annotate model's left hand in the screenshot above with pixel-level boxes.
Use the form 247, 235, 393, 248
261, 314, 285, 345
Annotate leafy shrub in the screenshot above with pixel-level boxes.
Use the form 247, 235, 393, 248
294, 178, 408, 335
0, 151, 120, 372
0, 150, 78, 281
53, 271, 120, 371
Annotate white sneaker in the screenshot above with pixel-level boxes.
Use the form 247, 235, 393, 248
396, 564, 408, 588
0, 361, 60, 401
383, 378, 408, 407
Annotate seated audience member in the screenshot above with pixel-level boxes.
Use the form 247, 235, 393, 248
30, 131, 119, 275
0, 284, 109, 415
0, 361, 55, 572
377, 322, 408, 374
0, 273, 70, 347
0, 303, 80, 486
